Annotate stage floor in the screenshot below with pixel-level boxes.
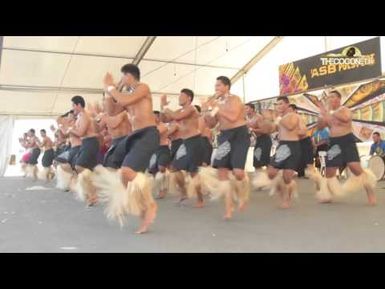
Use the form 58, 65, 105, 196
1, 175, 385, 252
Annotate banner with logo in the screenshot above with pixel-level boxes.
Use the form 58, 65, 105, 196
279, 37, 382, 95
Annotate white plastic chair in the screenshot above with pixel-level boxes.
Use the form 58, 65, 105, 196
318, 151, 327, 177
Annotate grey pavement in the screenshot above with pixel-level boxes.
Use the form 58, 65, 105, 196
1, 176, 385, 252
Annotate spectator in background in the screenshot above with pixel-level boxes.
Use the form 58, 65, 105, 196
312, 118, 330, 174
369, 132, 385, 157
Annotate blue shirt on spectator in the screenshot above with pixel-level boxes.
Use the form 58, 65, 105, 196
312, 128, 330, 144
370, 140, 385, 156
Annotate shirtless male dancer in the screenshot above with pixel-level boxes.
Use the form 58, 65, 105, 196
97, 95, 132, 170
160, 89, 204, 207
195, 105, 213, 167
67, 96, 100, 205
203, 76, 250, 219
148, 111, 171, 199
245, 103, 274, 186
26, 129, 41, 181
288, 104, 322, 189
95, 63, 159, 234
317, 90, 376, 205
38, 129, 55, 181
266, 96, 302, 209
55, 110, 82, 191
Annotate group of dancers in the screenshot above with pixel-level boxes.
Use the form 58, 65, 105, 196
19, 126, 60, 181
19, 63, 378, 234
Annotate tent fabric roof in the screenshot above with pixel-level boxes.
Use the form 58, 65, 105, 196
0, 36, 383, 117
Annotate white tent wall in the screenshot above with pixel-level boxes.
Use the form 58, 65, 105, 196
0, 116, 15, 176
0, 91, 56, 115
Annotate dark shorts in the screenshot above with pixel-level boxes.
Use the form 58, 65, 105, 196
201, 137, 213, 165
55, 144, 69, 158
28, 148, 41, 165
68, 146, 81, 169
270, 140, 301, 170
55, 146, 71, 163
170, 138, 183, 160
42, 148, 55, 167
148, 145, 172, 173
253, 134, 272, 168
212, 125, 250, 170
326, 133, 360, 168
103, 135, 128, 169
300, 137, 314, 166
122, 126, 160, 172
171, 134, 204, 173
75, 137, 100, 170
56, 146, 80, 170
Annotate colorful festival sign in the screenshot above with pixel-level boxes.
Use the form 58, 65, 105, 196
279, 38, 381, 95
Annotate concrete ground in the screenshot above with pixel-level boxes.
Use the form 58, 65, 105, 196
1, 176, 385, 252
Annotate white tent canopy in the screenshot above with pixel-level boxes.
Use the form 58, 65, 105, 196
0, 36, 384, 117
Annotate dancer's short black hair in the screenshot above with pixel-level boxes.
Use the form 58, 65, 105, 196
329, 90, 342, 98
276, 96, 289, 103
181, 88, 194, 102
245, 103, 255, 111
71, 95, 85, 108
61, 109, 74, 118
216, 76, 231, 88
121, 64, 140, 80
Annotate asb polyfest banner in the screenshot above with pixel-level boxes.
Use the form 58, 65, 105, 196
279, 37, 382, 95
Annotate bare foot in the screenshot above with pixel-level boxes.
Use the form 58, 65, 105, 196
318, 198, 332, 203
145, 203, 158, 224
223, 208, 234, 220
194, 201, 204, 208
135, 224, 149, 234
279, 201, 290, 209
175, 196, 188, 205
156, 191, 166, 199
367, 194, 377, 206
87, 195, 98, 207
238, 201, 248, 212
179, 196, 188, 202
135, 204, 157, 234
87, 200, 98, 207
